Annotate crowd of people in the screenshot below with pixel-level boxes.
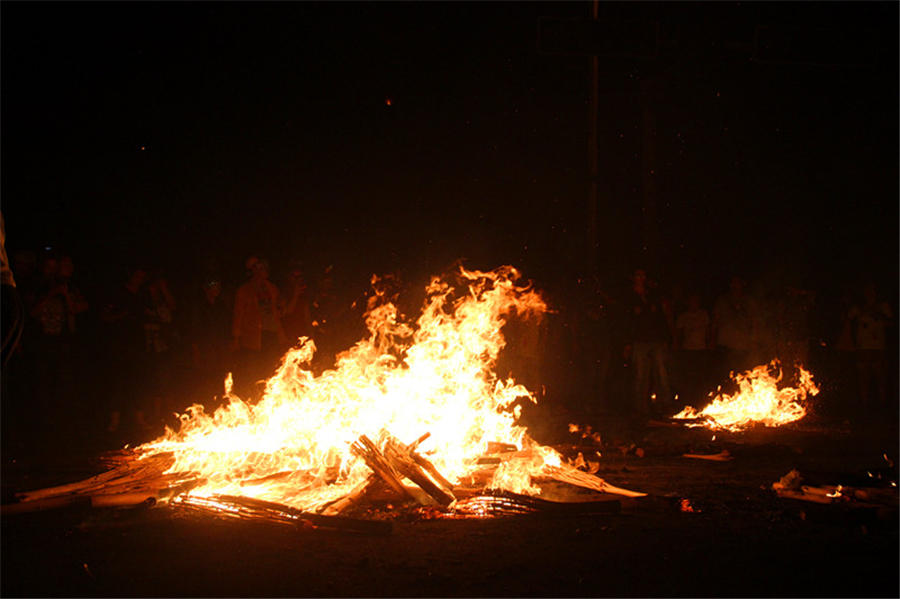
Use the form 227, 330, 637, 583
0, 240, 367, 443
510, 266, 896, 433
0, 221, 896, 446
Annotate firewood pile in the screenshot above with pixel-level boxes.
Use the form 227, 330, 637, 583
0, 430, 646, 535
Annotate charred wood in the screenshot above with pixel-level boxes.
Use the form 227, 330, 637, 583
351, 435, 416, 502
180, 494, 393, 535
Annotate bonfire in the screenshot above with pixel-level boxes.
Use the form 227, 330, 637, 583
7, 265, 643, 528
672, 360, 820, 432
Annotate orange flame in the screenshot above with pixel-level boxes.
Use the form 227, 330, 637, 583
136, 265, 589, 511
672, 361, 819, 432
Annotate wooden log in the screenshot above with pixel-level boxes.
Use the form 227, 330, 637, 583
382, 436, 455, 506
2, 492, 159, 515
452, 490, 622, 517
212, 494, 392, 535
15, 453, 176, 503
319, 474, 380, 516
410, 451, 455, 492
351, 435, 415, 502
406, 432, 431, 452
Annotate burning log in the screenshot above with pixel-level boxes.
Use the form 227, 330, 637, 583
450, 490, 622, 517
381, 433, 455, 506
1, 492, 159, 515
319, 474, 383, 516
13, 452, 176, 503
349, 432, 456, 507
176, 494, 392, 536
350, 435, 416, 502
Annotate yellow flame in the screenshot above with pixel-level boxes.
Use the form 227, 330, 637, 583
137, 265, 576, 511
672, 361, 819, 432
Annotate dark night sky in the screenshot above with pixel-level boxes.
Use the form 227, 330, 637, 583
2, 1, 897, 302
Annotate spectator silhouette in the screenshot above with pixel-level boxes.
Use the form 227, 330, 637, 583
775, 284, 816, 378
1, 214, 25, 432
829, 286, 860, 414
623, 268, 673, 421
29, 251, 76, 418
280, 259, 312, 347
579, 274, 619, 417
673, 292, 712, 407
186, 275, 232, 400
309, 264, 344, 371
141, 267, 178, 430
100, 266, 149, 434
711, 274, 758, 383
847, 282, 893, 409
231, 256, 287, 398
1, 214, 23, 372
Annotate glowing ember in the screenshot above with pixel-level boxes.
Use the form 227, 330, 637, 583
136, 265, 615, 512
672, 361, 819, 432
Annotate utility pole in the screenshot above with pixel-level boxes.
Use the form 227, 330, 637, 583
537, 12, 658, 276
587, 0, 599, 275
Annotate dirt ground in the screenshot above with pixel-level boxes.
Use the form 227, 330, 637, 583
1, 404, 898, 598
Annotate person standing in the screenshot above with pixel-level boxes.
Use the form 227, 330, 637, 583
0, 213, 23, 372
280, 260, 312, 346
623, 269, 673, 421
30, 251, 76, 417
100, 266, 149, 434
711, 275, 758, 382
187, 276, 232, 400
848, 283, 893, 409
674, 293, 711, 407
231, 256, 287, 398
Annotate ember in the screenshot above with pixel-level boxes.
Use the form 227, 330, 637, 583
671, 361, 820, 432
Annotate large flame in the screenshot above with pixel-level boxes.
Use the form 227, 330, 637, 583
138, 265, 563, 511
672, 361, 819, 432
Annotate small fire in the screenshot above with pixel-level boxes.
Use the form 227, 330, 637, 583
137, 265, 602, 512
672, 361, 819, 432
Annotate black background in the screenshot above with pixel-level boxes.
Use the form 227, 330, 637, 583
3, 1, 897, 301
